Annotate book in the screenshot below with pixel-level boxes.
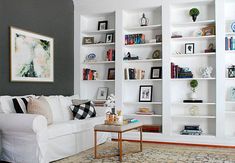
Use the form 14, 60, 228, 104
183, 100, 203, 103
225, 37, 229, 50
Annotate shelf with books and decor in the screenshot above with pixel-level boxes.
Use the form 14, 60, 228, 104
122, 7, 163, 134
224, 0, 235, 138
170, 0, 216, 137
79, 12, 116, 100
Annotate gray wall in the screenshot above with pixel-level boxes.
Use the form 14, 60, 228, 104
0, 0, 74, 96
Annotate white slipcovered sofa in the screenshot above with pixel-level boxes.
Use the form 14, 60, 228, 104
0, 95, 110, 163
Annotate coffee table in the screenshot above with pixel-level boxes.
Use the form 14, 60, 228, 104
94, 122, 143, 161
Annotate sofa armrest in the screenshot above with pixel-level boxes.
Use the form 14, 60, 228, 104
0, 113, 47, 133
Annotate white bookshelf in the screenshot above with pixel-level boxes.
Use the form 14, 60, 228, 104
75, 0, 235, 145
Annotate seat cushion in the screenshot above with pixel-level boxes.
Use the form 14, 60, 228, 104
58, 95, 73, 121
47, 116, 105, 139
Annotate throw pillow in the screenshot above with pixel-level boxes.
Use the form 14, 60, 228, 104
12, 97, 31, 113
27, 96, 53, 125
70, 101, 96, 120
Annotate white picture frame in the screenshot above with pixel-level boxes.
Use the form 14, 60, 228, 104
97, 87, 109, 100
10, 27, 54, 82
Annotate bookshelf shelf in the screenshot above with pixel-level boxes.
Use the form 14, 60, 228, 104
123, 59, 162, 63
125, 114, 162, 117
225, 32, 235, 35
171, 78, 216, 81
124, 24, 162, 31
82, 61, 115, 64
172, 20, 215, 27
171, 35, 216, 41
82, 80, 115, 82
82, 43, 115, 47
172, 102, 216, 105
82, 29, 115, 34
123, 102, 162, 105
125, 42, 162, 47
172, 53, 215, 57
172, 115, 216, 119
124, 79, 162, 82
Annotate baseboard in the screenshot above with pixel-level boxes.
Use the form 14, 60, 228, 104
112, 138, 235, 148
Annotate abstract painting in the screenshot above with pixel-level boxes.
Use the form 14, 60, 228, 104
10, 27, 54, 82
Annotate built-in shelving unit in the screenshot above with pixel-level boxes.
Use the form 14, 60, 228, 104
170, 0, 216, 137
79, 12, 116, 99
122, 7, 163, 134
75, 0, 235, 146
224, 0, 235, 138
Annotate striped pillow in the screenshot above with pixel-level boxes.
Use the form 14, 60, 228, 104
12, 97, 31, 113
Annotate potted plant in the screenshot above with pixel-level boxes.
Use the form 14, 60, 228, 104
189, 8, 200, 22
190, 79, 198, 100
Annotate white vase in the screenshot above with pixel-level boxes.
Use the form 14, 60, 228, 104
190, 92, 197, 100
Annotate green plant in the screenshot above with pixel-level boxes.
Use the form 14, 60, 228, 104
189, 8, 200, 16
190, 80, 198, 92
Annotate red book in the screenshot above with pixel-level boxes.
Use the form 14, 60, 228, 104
171, 62, 175, 78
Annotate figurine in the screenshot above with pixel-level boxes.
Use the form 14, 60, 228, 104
200, 67, 213, 78
205, 43, 216, 53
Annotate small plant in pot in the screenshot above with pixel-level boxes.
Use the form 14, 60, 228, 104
190, 79, 198, 100
189, 8, 200, 22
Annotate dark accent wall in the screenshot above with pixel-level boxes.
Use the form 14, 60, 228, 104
0, 0, 74, 96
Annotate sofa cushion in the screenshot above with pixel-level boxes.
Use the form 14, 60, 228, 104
45, 96, 64, 123
70, 101, 96, 120
58, 96, 73, 121
47, 116, 105, 139
12, 97, 31, 113
0, 95, 35, 113
27, 96, 53, 125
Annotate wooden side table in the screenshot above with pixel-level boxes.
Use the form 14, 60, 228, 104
94, 122, 143, 162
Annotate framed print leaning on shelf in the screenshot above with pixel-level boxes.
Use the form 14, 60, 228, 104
98, 20, 108, 30
151, 67, 162, 79
97, 87, 109, 100
10, 27, 54, 82
83, 37, 94, 44
105, 33, 114, 43
108, 68, 115, 80
185, 43, 194, 54
229, 87, 235, 101
139, 85, 153, 102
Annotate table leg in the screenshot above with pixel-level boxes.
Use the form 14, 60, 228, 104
119, 132, 122, 161
140, 127, 142, 152
118, 132, 120, 150
94, 130, 97, 159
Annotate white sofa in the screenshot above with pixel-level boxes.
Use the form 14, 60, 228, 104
0, 95, 110, 163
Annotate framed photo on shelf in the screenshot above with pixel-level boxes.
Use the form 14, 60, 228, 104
97, 87, 109, 100
105, 33, 114, 43
83, 37, 94, 44
151, 67, 162, 79
98, 20, 108, 30
155, 35, 162, 43
108, 68, 115, 80
139, 85, 153, 102
185, 43, 194, 54
201, 25, 215, 36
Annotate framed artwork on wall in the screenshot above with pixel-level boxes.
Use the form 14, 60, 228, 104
10, 27, 54, 82
139, 85, 153, 102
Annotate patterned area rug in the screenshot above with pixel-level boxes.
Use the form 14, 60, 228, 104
54, 141, 235, 163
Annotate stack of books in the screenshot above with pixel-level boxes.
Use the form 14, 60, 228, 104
83, 68, 97, 80
106, 49, 115, 61
124, 68, 145, 80
123, 118, 139, 124
93, 100, 106, 107
125, 34, 145, 45
225, 36, 235, 50
180, 125, 203, 136
171, 62, 193, 78
142, 125, 162, 133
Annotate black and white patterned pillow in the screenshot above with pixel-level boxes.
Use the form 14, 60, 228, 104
12, 97, 30, 113
70, 101, 96, 120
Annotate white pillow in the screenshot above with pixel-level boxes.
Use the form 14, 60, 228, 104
45, 96, 64, 123
0, 95, 35, 113
58, 95, 73, 121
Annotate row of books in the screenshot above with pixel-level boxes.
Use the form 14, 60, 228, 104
225, 37, 235, 51
171, 62, 193, 78
93, 100, 106, 107
83, 68, 97, 80
124, 68, 145, 80
125, 34, 145, 45
106, 49, 115, 61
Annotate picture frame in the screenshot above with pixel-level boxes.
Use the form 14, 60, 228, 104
201, 25, 215, 36
98, 20, 108, 30
139, 85, 153, 102
229, 87, 235, 101
83, 37, 94, 44
10, 27, 54, 82
155, 35, 162, 43
108, 68, 115, 80
185, 43, 195, 54
97, 87, 109, 100
105, 33, 114, 43
151, 67, 162, 79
